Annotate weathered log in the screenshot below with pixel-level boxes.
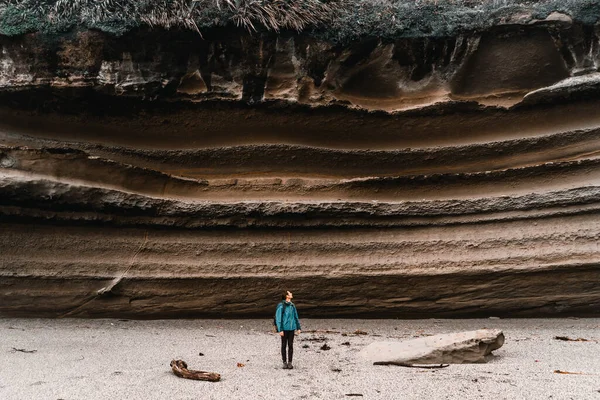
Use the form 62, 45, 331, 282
170, 360, 221, 382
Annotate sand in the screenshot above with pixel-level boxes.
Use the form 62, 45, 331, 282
1, 318, 599, 400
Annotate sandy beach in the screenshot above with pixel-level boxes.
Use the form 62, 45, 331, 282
1, 318, 599, 400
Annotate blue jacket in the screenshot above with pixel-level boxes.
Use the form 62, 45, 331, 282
275, 301, 301, 332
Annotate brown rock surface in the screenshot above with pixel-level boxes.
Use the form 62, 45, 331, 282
1, 20, 600, 318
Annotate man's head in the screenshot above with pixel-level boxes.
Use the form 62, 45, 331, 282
282, 291, 293, 301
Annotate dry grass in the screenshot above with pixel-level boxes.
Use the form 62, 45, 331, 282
51, 0, 200, 31
0, 0, 597, 37
48, 0, 336, 33
211, 0, 335, 32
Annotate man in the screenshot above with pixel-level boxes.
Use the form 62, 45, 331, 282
275, 290, 301, 369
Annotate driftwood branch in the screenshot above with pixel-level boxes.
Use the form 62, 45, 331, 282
373, 362, 450, 369
170, 359, 221, 382
554, 370, 598, 375
303, 329, 340, 334
554, 336, 594, 342
11, 347, 37, 354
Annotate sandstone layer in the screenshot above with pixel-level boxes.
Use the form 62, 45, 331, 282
1, 2, 599, 318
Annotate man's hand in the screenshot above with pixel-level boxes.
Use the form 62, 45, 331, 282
279, 331, 284, 337
296, 330, 301, 334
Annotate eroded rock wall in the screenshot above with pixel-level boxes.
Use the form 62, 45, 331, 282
1, 18, 599, 318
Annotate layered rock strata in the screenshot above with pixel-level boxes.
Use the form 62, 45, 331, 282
1, 9, 600, 318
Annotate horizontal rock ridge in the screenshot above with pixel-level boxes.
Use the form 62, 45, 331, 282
1, 17, 599, 318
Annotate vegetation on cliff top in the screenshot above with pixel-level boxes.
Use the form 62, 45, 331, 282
0, 0, 599, 40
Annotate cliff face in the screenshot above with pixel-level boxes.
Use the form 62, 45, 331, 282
1, 6, 600, 318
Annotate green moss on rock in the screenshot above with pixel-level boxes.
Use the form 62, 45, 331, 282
0, 5, 42, 36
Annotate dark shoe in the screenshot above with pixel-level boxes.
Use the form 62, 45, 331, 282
287, 363, 294, 369
283, 362, 288, 369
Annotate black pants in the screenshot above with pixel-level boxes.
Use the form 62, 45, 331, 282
281, 330, 295, 363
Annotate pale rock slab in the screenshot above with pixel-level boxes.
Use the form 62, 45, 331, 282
361, 329, 505, 365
